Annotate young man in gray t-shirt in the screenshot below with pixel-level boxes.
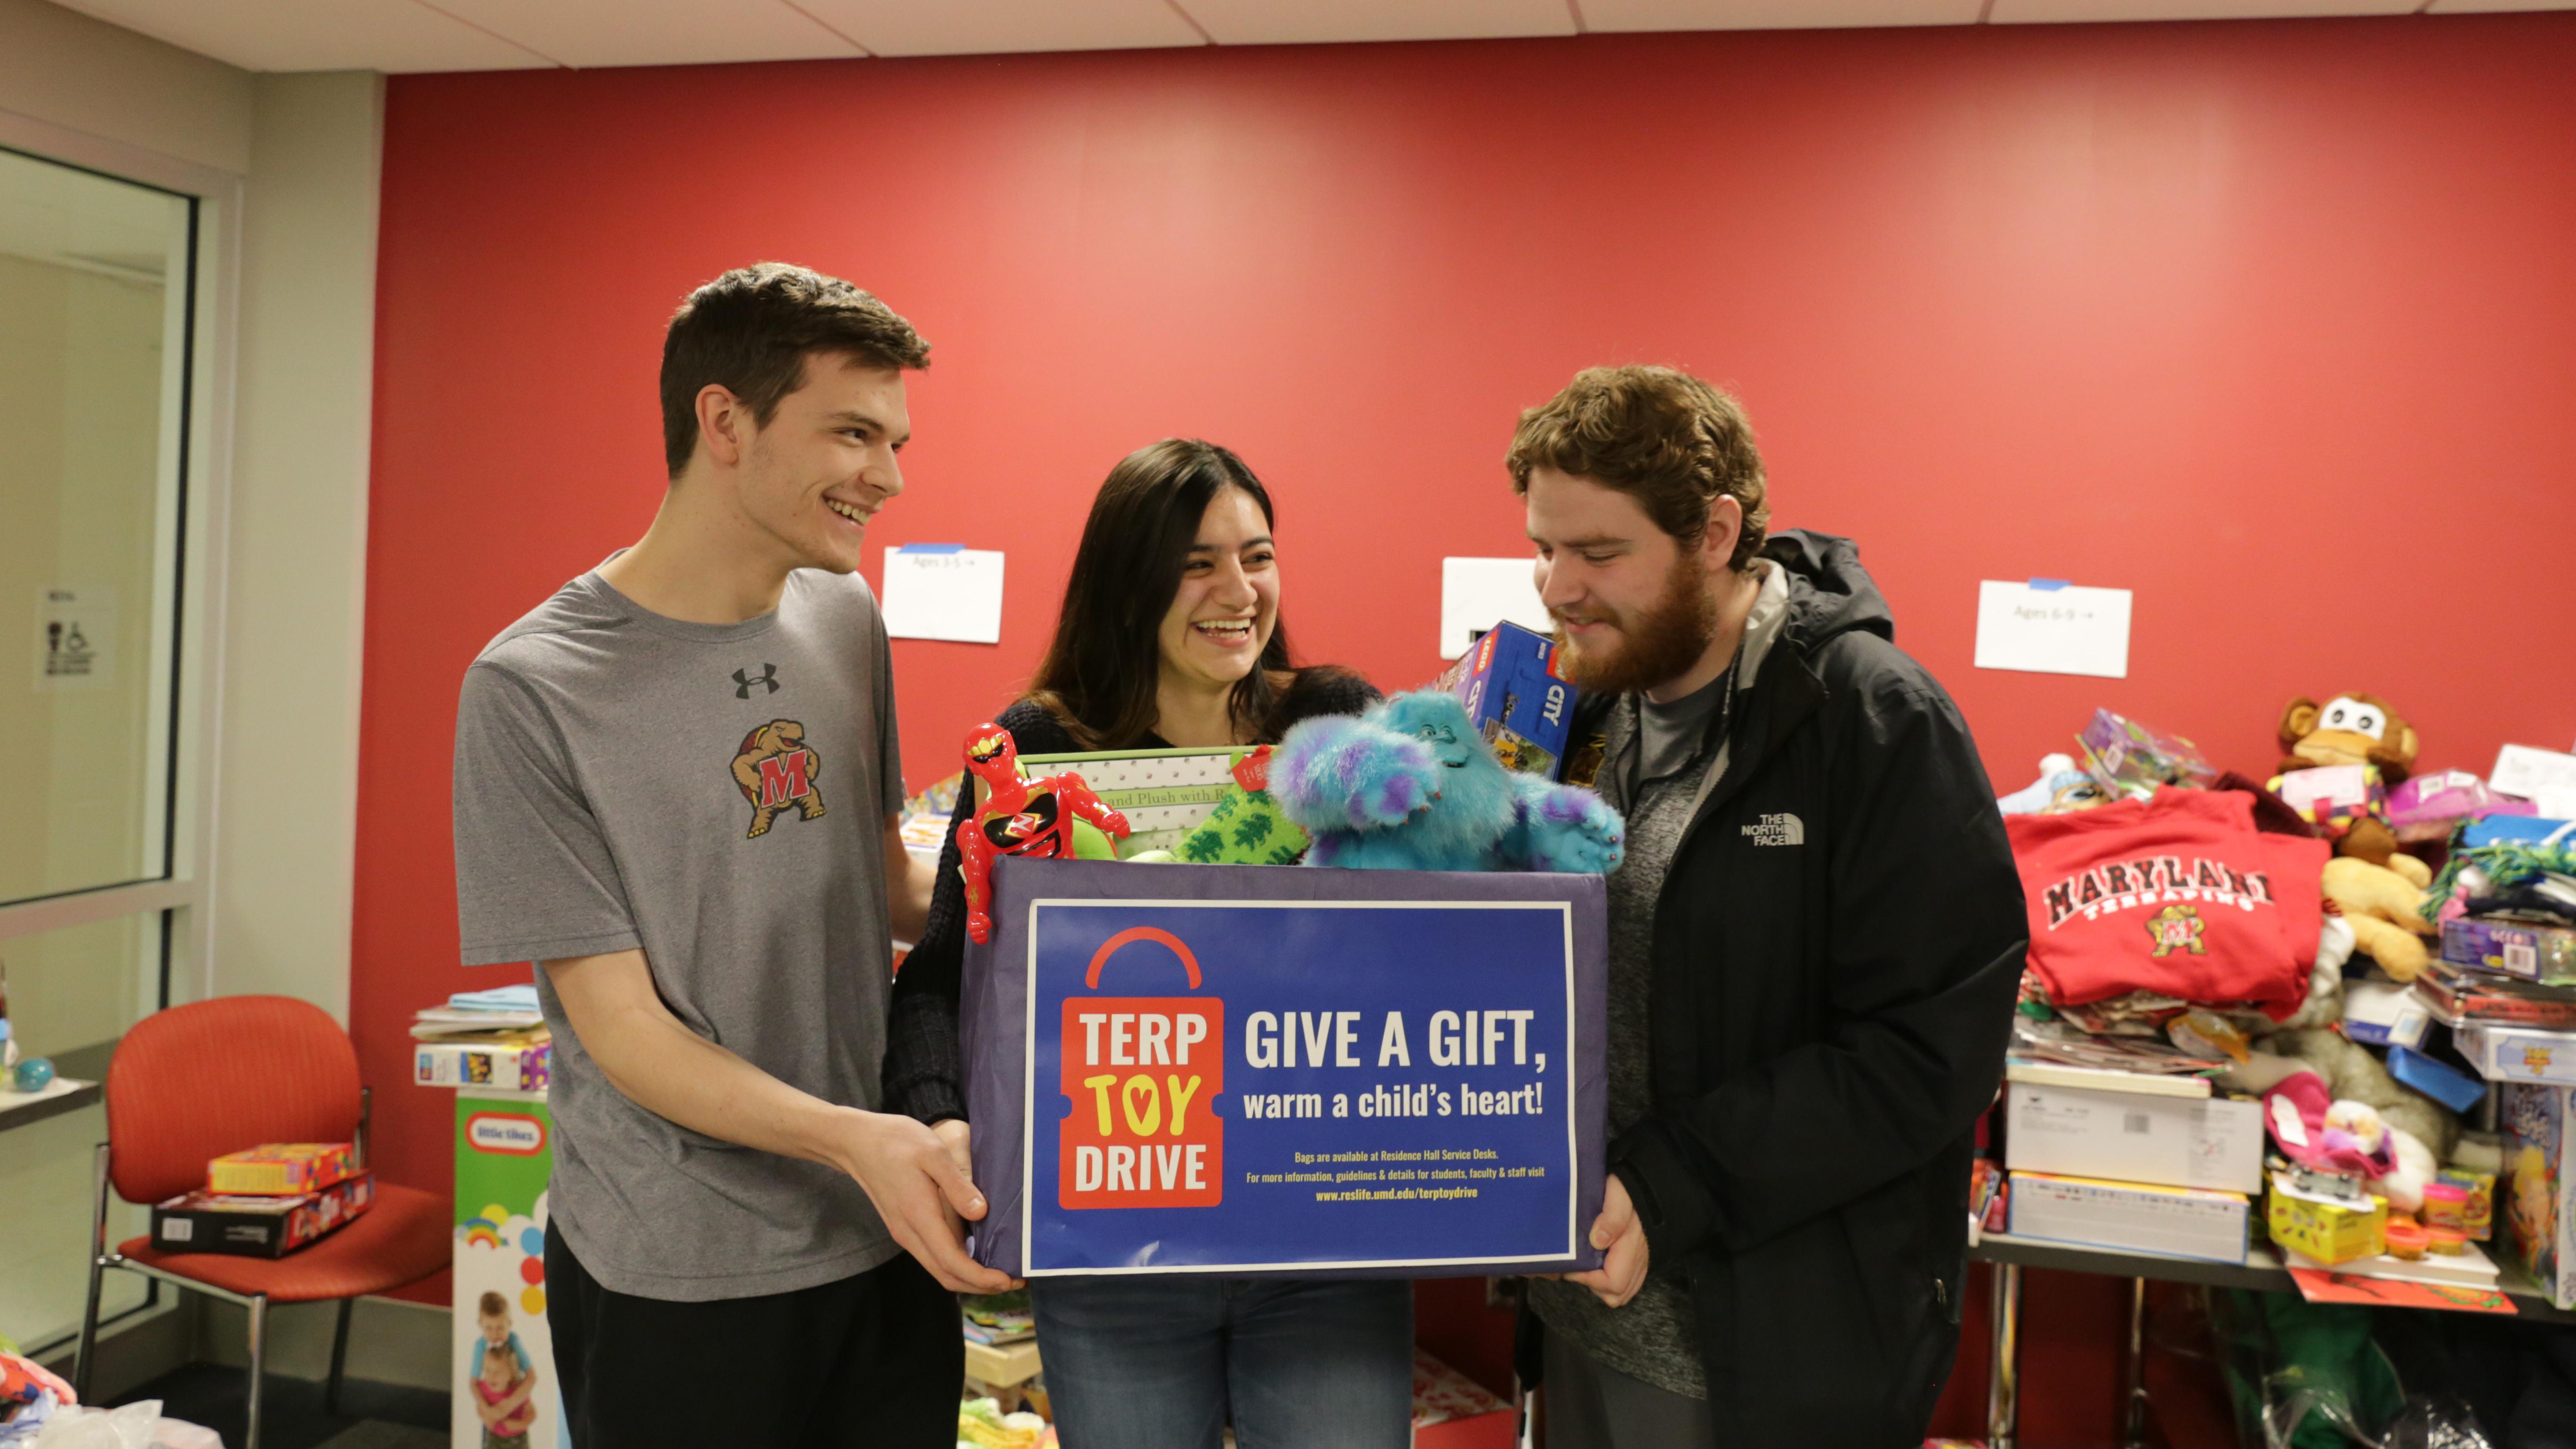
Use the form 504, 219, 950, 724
452, 265, 1010, 1447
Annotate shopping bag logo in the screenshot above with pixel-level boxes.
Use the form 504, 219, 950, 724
1059, 926, 1225, 1210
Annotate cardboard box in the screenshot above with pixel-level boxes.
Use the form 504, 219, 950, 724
2459, 1022, 2576, 1087
1441, 620, 1577, 781
2446, 918, 2576, 988
152, 1172, 374, 1258
2005, 1171, 2249, 1264
2266, 1171, 2386, 1265
2505, 1083, 2576, 1309
2004, 1082, 2264, 1194
415, 1038, 551, 1092
206, 1142, 359, 1196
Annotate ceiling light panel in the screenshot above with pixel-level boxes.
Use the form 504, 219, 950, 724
795, 0, 1208, 56
1989, 0, 2417, 20
427, 0, 865, 67
48, 0, 551, 72
1176, 0, 1574, 45
1578, 0, 1984, 30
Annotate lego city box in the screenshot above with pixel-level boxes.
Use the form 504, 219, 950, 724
1436, 620, 1583, 782
961, 855, 1607, 1280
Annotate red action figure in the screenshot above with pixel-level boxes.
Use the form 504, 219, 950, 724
955, 722, 1130, 944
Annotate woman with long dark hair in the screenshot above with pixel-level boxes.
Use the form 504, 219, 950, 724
884, 438, 1411, 1447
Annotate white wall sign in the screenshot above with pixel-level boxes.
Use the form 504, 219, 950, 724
1439, 556, 1551, 660
1974, 579, 2132, 680
34, 584, 114, 691
882, 545, 1005, 644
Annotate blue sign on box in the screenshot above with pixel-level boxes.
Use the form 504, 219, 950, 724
962, 857, 1608, 1278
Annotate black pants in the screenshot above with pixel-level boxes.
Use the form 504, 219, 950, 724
546, 1223, 960, 1447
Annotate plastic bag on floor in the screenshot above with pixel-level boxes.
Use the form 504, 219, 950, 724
31, 1403, 219, 1449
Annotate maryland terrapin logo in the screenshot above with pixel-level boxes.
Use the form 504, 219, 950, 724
732, 720, 824, 838
2146, 903, 2206, 957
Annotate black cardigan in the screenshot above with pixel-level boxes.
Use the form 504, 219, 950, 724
882, 668, 1380, 1125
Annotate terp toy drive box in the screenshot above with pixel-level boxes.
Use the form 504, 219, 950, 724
962, 855, 1607, 1279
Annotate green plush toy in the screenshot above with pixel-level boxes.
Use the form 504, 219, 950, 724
1173, 747, 1310, 866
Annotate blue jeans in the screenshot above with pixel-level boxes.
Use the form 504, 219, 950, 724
1032, 1276, 1414, 1449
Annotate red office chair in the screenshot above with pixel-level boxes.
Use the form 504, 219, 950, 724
72, 996, 449, 1449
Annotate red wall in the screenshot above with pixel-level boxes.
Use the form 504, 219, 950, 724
361, 9, 2576, 1351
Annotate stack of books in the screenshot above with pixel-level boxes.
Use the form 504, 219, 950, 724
413, 984, 551, 1091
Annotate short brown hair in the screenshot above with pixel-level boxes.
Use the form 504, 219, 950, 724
660, 263, 930, 477
478, 1291, 506, 1318
1505, 365, 1769, 572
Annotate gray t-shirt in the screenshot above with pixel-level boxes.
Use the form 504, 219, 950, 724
452, 567, 905, 1301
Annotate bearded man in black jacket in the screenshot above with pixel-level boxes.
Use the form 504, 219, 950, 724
1513, 366, 2027, 1448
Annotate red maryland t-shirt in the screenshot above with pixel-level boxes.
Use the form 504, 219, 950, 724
2005, 787, 2327, 1017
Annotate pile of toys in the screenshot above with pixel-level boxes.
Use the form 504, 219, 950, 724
1986, 697, 2568, 1295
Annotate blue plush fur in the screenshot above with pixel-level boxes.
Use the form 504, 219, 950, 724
1274, 689, 1624, 874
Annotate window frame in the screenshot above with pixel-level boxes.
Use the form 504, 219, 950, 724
0, 109, 244, 1014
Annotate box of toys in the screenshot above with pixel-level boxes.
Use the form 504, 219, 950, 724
206, 1142, 360, 1197
2445, 918, 2576, 988
414, 1038, 551, 1093
1439, 620, 1578, 781
151, 1172, 375, 1258
2507, 1083, 2576, 1309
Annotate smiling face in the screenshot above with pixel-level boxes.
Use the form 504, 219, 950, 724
1525, 467, 1734, 697
1155, 485, 1279, 698
725, 352, 910, 576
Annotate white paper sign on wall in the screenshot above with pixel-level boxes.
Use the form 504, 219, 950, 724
881, 545, 1004, 644
1974, 579, 2132, 680
34, 584, 114, 692
1439, 556, 1551, 660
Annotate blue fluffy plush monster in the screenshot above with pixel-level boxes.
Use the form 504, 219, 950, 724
1273, 689, 1624, 873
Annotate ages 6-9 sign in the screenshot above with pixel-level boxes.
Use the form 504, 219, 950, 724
1023, 894, 1588, 1275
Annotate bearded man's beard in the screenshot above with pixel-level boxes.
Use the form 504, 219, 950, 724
1552, 551, 1722, 696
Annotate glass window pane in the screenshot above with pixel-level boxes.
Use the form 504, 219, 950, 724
0, 146, 194, 907
0, 914, 163, 1351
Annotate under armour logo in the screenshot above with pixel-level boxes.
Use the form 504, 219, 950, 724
733, 664, 779, 699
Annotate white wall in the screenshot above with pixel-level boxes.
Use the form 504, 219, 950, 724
213, 71, 383, 1021
0, 2, 382, 1023
0, 0, 251, 173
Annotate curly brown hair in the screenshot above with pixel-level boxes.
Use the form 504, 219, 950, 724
660, 263, 930, 478
1505, 365, 1769, 572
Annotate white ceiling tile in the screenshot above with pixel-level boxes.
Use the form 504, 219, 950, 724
796, 0, 1206, 56
431, 0, 866, 67
1578, 0, 1983, 30
2423, 0, 2576, 10
1989, 0, 2415, 20
1178, 0, 1574, 45
48, 0, 554, 72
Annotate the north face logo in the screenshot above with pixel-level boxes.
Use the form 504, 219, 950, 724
1743, 813, 1804, 847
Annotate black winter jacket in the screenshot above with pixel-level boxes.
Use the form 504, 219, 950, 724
1578, 531, 2026, 1445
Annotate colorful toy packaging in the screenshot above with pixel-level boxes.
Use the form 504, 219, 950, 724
2076, 708, 2218, 802
415, 1038, 551, 1092
151, 1172, 375, 1258
2266, 1170, 2386, 1265
206, 1142, 360, 1196
2507, 1083, 2576, 1309
2444, 918, 2576, 987
1436, 620, 1579, 781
